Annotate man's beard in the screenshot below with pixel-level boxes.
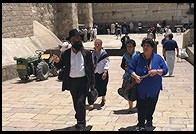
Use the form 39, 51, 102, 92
72, 41, 83, 51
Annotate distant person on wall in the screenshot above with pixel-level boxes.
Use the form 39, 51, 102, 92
156, 22, 161, 34
129, 21, 134, 33
122, 21, 128, 34
115, 23, 122, 39
92, 26, 98, 41
147, 30, 153, 39
162, 20, 166, 30
151, 26, 156, 42
165, 26, 172, 35
111, 22, 116, 35
137, 21, 142, 34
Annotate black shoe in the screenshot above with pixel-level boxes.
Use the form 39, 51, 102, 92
75, 124, 80, 129
77, 126, 86, 131
129, 107, 138, 113
75, 124, 86, 131
145, 121, 153, 127
134, 126, 146, 131
75, 120, 86, 131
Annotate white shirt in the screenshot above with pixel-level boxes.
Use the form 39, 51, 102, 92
156, 23, 161, 28
69, 49, 85, 78
147, 33, 153, 39
94, 57, 109, 74
93, 28, 97, 36
165, 28, 172, 35
92, 49, 110, 74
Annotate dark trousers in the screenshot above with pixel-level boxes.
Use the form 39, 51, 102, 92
95, 72, 109, 97
69, 76, 88, 124
137, 93, 159, 127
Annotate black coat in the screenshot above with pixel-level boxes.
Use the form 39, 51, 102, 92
54, 48, 95, 91
121, 36, 130, 48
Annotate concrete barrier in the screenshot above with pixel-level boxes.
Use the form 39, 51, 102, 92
186, 45, 194, 66
182, 29, 194, 66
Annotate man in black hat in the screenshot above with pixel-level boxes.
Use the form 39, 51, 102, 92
52, 29, 95, 131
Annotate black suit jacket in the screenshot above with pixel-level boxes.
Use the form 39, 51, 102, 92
54, 48, 95, 91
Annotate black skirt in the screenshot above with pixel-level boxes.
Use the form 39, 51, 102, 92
95, 72, 109, 97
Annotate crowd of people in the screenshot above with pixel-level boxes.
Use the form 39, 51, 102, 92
52, 27, 181, 131
76, 25, 98, 43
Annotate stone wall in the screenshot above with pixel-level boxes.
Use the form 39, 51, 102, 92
78, 3, 93, 28
2, 3, 193, 39
2, 3, 93, 40
92, 3, 194, 26
2, 3, 34, 38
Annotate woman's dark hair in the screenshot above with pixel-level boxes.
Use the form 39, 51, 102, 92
141, 38, 155, 48
126, 39, 136, 47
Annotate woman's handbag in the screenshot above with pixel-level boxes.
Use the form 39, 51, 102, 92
118, 76, 137, 101
87, 87, 98, 105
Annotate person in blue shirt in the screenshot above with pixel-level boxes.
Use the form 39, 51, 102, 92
163, 33, 179, 76
128, 38, 168, 131
120, 39, 139, 113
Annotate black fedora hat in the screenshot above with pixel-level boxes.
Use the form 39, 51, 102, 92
68, 29, 80, 39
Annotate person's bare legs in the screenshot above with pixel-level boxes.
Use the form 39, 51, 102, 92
128, 100, 133, 110
129, 101, 138, 113
100, 96, 106, 107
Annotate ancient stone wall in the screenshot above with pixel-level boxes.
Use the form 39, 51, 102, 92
2, 3, 34, 38
92, 3, 194, 26
78, 3, 93, 28
31, 3, 56, 36
2, 3, 79, 40
2, 3, 193, 39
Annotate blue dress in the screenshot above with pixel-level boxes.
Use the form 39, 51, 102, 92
128, 52, 168, 99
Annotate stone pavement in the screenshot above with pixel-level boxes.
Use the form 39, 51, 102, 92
2, 33, 194, 131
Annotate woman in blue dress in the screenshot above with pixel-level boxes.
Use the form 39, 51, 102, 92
128, 38, 168, 131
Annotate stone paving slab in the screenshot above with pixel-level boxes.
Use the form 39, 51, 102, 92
2, 33, 194, 131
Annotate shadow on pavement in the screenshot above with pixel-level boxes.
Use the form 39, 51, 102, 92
51, 125, 92, 131
113, 109, 132, 114
118, 125, 156, 131
13, 78, 36, 84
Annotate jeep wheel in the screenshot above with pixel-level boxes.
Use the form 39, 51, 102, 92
36, 61, 49, 80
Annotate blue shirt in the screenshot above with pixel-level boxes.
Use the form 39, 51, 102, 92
163, 39, 178, 51
161, 38, 168, 45
122, 50, 139, 78
128, 53, 168, 99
